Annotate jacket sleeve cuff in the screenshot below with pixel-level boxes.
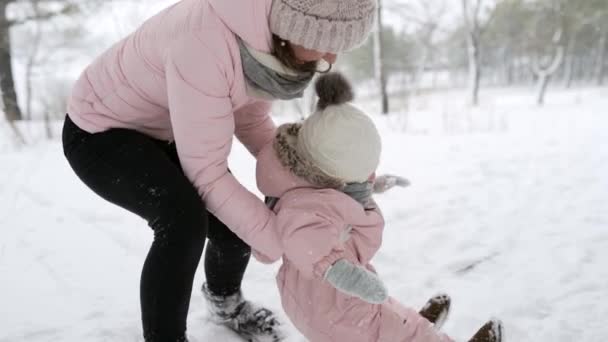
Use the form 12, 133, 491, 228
313, 247, 353, 279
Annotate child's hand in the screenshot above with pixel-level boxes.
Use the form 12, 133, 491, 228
324, 259, 388, 304
373, 174, 410, 194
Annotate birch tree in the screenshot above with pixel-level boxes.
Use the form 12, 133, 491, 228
532, 29, 564, 105
461, 0, 496, 106
373, 0, 389, 114
530, 1, 567, 106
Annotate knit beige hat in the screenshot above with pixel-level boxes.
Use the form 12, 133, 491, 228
274, 73, 381, 187
269, 0, 377, 53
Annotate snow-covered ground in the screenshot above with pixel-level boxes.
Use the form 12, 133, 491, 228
1, 87, 607, 341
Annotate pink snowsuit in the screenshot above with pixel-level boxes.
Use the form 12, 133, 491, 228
253, 143, 454, 342
68, 0, 278, 248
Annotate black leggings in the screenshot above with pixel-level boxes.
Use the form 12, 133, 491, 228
62, 116, 251, 341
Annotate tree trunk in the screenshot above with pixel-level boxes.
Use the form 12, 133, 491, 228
563, 37, 576, 88
44, 110, 52, 139
504, 51, 513, 86
0, 0, 22, 122
466, 32, 481, 106
462, 0, 481, 106
534, 50, 564, 106
533, 29, 564, 106
595, 28, 607, 86
413, 43, 429, 90
7, 117, 26, 145
536, 74, 551, 106
373, 0, 389, 114
25, 10, 43, 121
573, 56, 583, 84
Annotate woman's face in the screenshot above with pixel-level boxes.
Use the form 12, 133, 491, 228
290, 43, 338, 64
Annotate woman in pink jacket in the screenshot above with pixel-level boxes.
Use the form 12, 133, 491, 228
252, 73, 504, 342
62, 0, 377, 341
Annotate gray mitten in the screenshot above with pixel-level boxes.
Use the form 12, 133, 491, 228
324, 259, 388, 304
373, 174, 410, 194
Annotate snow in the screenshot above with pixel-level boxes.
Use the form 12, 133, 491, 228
1, 87, 608, 341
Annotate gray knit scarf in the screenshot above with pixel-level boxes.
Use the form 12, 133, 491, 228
265, 182, 375, 212
237, 38, 314, 100
342, 181, 376, 209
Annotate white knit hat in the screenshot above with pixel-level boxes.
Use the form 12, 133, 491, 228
274, 73, 381, 185
269, 0, 377, 53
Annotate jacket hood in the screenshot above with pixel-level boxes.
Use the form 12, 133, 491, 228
256, 140, 312, 198
208, 0, 274, 53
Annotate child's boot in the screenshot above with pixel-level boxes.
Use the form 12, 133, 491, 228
419, 294, 451, 330
468, 319, 504, 342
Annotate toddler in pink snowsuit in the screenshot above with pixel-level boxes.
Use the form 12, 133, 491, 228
247, 73, 451, 342
248, 73, 504, 342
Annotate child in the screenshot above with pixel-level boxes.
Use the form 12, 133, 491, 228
223, 73, 503, 342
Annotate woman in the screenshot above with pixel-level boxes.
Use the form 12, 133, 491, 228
62, 0, 377, 341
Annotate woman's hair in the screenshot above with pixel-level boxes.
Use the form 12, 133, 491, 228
271, 34, 320, 74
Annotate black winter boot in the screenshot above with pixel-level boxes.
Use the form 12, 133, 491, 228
202, 283, 283, 342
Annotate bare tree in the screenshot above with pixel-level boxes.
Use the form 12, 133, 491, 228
383, 0, 447, 131
414, 3, 445, 87
373, 0, 389, 114
529, 0, 569, 106
1, 0, 76, 123
562, 34, 577, 88
0, 0, 21, 121
24, 0, 43, 120
461, 0, 494, 106
595, 26, 607, 86
390, 0, 447, 89
532, 29, 564, 106
560, 2, 603, 88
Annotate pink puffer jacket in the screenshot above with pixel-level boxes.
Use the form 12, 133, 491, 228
68, 0, 278, 243
254, 143, 454, 342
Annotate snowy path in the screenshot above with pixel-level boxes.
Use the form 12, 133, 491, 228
1, 88, 607, 341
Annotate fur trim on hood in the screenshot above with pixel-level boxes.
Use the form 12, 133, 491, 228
273, 123, 345, 189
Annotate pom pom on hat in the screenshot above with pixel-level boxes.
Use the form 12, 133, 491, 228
315, 72, 354, 110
